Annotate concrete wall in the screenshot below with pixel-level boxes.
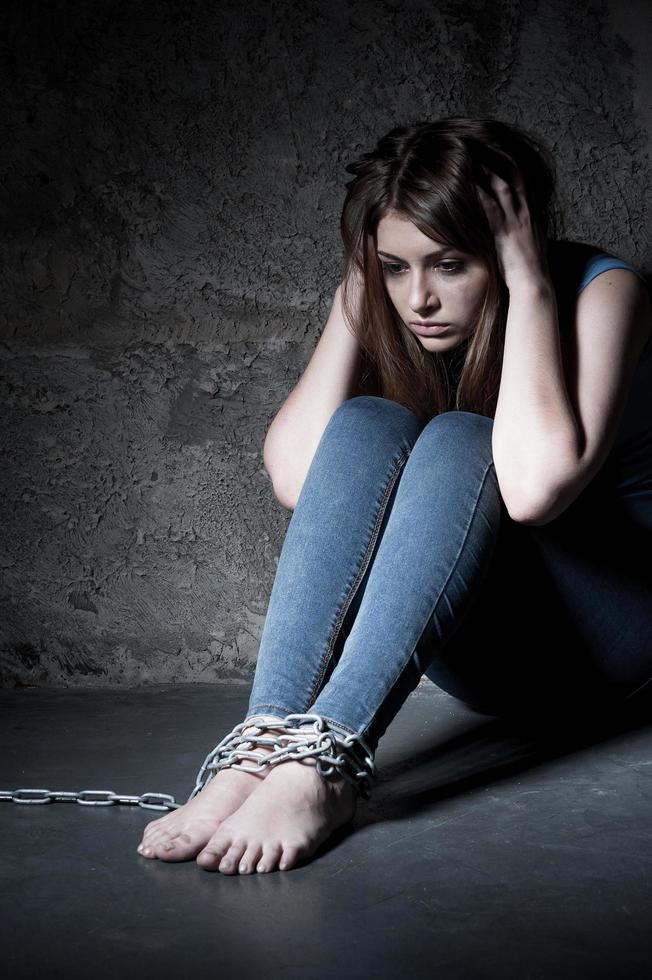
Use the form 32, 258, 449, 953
1, 0, 650, 686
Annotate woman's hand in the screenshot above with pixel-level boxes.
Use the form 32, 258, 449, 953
476, 165, 550, 291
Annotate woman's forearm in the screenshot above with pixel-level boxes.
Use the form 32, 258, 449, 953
491, 276, 581, 517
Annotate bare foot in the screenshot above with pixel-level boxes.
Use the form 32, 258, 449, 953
136, 716, 285, 863
194, 756, 358, 874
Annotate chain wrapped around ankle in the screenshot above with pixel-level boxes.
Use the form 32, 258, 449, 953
187, 713, 377, 802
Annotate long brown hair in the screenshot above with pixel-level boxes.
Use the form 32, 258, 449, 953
340, 117, 559, 423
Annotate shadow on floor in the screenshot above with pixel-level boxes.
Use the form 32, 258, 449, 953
360, 687, 652, 824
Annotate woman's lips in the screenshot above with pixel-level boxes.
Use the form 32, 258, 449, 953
410, 322, 451, 336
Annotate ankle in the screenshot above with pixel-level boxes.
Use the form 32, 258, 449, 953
242, 714, 286, 735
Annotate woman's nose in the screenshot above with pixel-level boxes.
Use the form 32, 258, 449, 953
409, 272, 439, 313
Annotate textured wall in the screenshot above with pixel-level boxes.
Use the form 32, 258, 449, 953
1, 0, 651, 687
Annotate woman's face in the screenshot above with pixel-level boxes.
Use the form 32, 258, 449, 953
375, 211, 489, 352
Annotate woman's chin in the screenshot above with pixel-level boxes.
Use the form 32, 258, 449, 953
417, 333, 465, 352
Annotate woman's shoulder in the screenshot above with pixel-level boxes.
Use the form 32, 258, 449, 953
546, 239, 646, 300
547, 239, 652, 365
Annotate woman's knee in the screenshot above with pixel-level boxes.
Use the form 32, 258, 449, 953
327, 395, 423, 445
423, 409, 493, 437
413, 410, 494, 460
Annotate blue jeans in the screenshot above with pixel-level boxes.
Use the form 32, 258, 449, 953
246, 396, 652, 756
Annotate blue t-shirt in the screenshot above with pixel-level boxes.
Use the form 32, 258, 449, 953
547, 240, 651, 528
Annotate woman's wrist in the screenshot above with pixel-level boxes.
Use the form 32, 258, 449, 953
504, 267, 555, 299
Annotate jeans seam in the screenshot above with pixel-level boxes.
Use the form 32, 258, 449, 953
319, 713, 358, 737
359, 457, 497, 744
303, 445, 412, 710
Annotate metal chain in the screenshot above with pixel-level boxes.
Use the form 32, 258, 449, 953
0, 789, 179, 811
0, 712, 377, 812
188, 713, 377, 801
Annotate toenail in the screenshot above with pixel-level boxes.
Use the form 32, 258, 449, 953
141, 847, 153, 858
257, 864, 265, 873
239, 863, 247, 873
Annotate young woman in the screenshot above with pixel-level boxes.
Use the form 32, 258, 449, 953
137, 116, 652, 875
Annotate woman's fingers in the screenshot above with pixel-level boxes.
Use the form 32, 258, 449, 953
484, 168, 522, 217
476, 182, 504, 236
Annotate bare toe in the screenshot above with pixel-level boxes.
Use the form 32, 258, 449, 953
257, 843, 283, 874
196, 830, 231, 871
279, 840, 308, 871
151, 830, 203, 862
238, 844, 263, 875
141, 826, 175, 849
218, 841, 247, 875
139, 816, 175, 848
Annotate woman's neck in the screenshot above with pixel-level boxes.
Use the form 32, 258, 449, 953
441, 340, 468, 383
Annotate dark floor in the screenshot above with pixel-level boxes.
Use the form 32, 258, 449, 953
1, 681, 652, 980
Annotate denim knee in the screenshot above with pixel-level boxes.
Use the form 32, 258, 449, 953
421, 409, 493, 436
331, 395, 419, 427
414, 410, 494, 460
326, 395, 423, 444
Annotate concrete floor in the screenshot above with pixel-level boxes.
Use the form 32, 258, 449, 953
1, 681, 652, 980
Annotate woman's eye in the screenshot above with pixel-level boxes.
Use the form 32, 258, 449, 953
381, 261, 465, 276
381, 263, 405, 276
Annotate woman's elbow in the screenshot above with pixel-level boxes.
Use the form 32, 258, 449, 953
264, 464, 300, 511
502, 485, 563, 526
273, 481, 299, 512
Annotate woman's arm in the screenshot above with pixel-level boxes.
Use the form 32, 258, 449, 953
263, 281, 364, 510
493, 269, 651, 525
477, 167, 652, 525
477, 169, 580, 521
491, 274, 580, 521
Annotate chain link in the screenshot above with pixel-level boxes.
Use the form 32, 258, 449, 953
0, 788, 180, 811
188, 712, 377, 801
0, 712, 377, 812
